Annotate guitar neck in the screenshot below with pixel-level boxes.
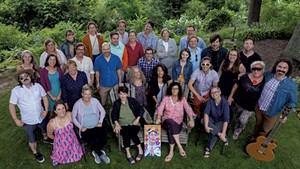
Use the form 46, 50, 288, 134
263, 120, 282, 145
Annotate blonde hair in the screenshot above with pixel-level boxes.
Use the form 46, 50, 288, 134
66, 60, 77, 68
82, 84, 92, 94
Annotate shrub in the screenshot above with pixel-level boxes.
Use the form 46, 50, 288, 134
0, 23, 28, 50
163, 15, 203, 35
203, 8, 233, 32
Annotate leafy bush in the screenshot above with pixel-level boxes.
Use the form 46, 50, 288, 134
184, 0, 207, 19
203, 8, 233, 32
0, 24, 28, 50
163, 15, 203, 35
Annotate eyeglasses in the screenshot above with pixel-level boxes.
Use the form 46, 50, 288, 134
201, 63, 210, 67
19, 74, 29, 81
195, 55, 198, 62
251, 67, 263, 71
211, 91, 220, 95
67, 33, 74, 36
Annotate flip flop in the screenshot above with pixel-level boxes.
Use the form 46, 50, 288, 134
179, 150, 187, 158
204, 148, 210, 158
164, 155, 173, 162
135, 153, 143, 162
127, 156, 136, 165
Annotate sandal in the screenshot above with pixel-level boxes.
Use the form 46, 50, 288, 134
135, 153, 143, 162
127, 156, 136, 165
164, 155, 173, 162
204, 148, 210, 158
179, 150, 187, 158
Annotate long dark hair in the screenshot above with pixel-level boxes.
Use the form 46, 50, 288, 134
166, 82, 183, 101
44, 54, 60, 67
50, 101, 67, 119
271, 58, 293, 76
151, 63, 169, 83
221, 48, 241, 73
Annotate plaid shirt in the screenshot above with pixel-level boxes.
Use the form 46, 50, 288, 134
258, 77, 284, 111
137, 56, 159, 81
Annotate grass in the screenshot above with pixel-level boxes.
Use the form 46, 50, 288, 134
1, 82, 300, 169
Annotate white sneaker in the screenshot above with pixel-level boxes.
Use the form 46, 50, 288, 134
92, 151, 101, 164
100, 150, 110, 164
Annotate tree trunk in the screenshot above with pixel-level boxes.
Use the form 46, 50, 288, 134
284, 20, 300, 60
247, 0, 262, 26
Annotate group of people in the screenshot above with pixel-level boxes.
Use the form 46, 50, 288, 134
8, 19, 298, 166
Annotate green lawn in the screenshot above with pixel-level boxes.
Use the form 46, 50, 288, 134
1, 83, 299, 169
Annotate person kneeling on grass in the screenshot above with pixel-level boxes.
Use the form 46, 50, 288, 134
155, 82, 195, 162
111, 86, 144, 165
47, 101, 83, 166
201, 86, 229, 158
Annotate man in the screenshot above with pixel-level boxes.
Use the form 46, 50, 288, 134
252, 59, 297, 141
94, 43, 122, 106
179, 26, 206, 51
240, 37, 262, 72
71, 42, 94, 85
82, 21, 104, 62
9, 69, 49, 163
125, 30, 144, 66
137, 47, 159, 81
117, 20, 129, 45
201, 34, 228, 72
137, 20, 158, 51
188, 35, 202, 71
60, 29, 80, 60
109, 32, 128, 72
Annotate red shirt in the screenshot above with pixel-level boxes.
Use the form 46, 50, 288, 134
125, 42, 144, 66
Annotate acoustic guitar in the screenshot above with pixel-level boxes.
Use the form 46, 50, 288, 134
246, 106, 291, 162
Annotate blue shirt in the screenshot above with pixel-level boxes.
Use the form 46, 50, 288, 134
61, 71, 88, 110
258, 72, 298, 116
179, 36, 206, 51
204, 96, 230, 123
188, 47, 202, 71
137, 56, 159, 81
94, 54, 122, 87
137, 32, 158, 50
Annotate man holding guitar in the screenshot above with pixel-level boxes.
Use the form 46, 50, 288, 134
251, 59, 298, 140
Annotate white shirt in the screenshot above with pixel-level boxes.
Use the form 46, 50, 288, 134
162, 41, 169, 53
40, 50, 67, 69
9, 83, 47, 125
89, 34, 100, 55
71, 55, 94, 84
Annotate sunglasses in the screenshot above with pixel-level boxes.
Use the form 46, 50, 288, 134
19, 74, 29, 81
195, 55, 198, 62
201, 63, 210, 66
251, 67, 263, 71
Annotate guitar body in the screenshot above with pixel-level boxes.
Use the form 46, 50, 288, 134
246, 136, 277, 162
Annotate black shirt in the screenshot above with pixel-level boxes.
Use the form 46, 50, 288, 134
240, 51, 262, 73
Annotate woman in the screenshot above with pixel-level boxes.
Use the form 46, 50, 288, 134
147, 63, 172, 117
61, 60, 88, 110
188, 35, 202, 71
111, 86, 144, 164
82, 21, 104, 62
60, 29, 80, 60
155, 82, 195, 162
228, 61, 265, 140
125, 30, 144, 66
127, 66, 147, 107
18, 50, 40, 83
188, 57, 219, 116
156, 28, 177, 76
201, 87, 230, 158
72, 85, 110, 164
218, 48, 246, 98
172, 48, 193, 85
40, 38, 67, 70
40, 54, 63, 112
47, 101, 83, 166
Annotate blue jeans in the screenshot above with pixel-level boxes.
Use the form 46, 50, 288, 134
201, 118, 224, 150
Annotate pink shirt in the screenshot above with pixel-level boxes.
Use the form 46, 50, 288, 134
156, 96, 195, 124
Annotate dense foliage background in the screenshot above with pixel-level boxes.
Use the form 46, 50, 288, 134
0, 0, 299, 68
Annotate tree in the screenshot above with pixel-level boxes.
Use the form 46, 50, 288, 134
283, 20, 300, 61
247, 0, 262, 26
